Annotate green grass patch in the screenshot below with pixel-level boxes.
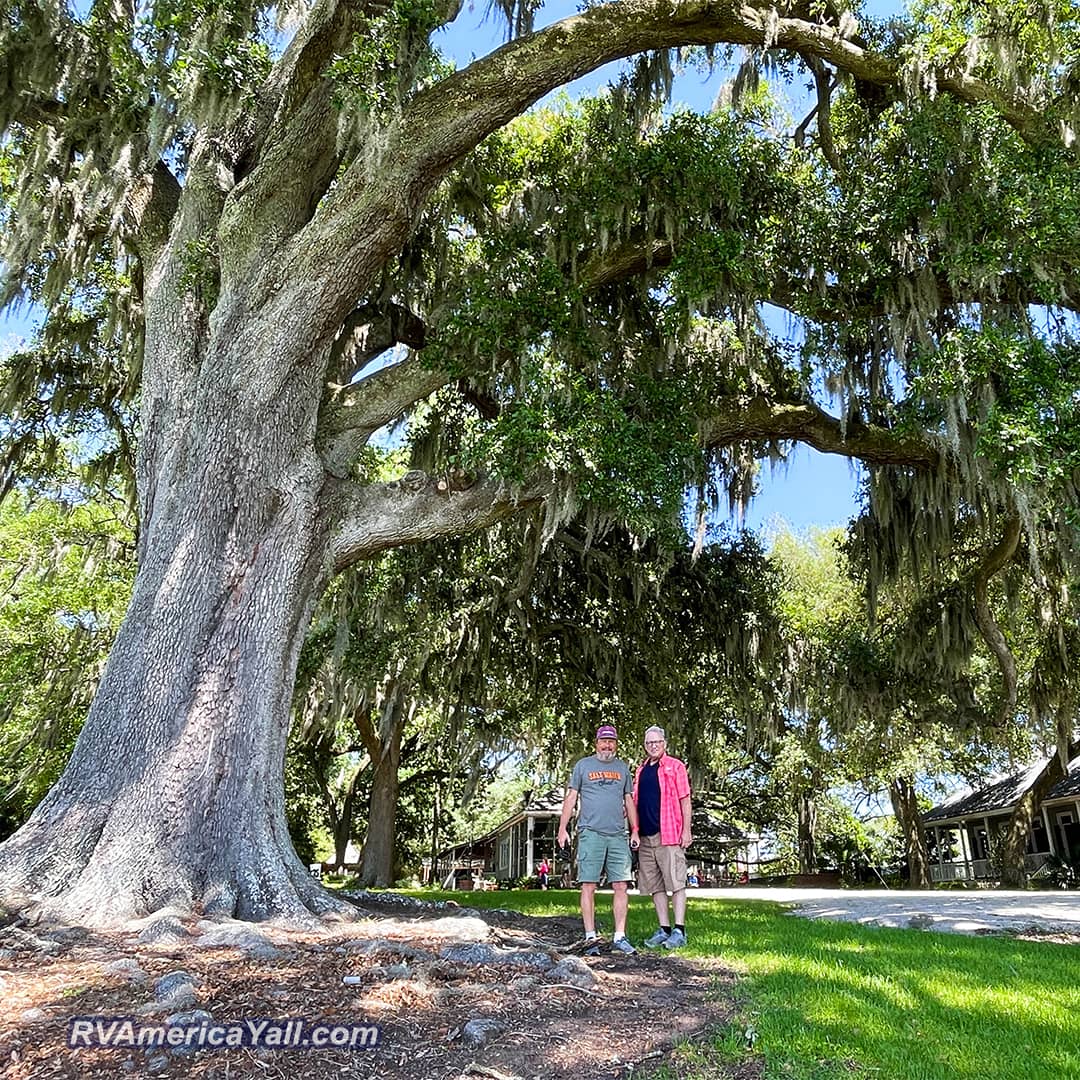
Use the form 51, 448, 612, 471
408, 888, 1080, 1080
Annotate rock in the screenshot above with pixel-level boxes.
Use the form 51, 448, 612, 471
4, 928, 61, 955
21, 1008, 48, 1024
502, 950, 554, 971
194, 922, 282, 958
440, 943, 500, 965
104, 959, 148, 983
419, 917, 490, 942
161, 986, 199, 1011
164, 1010, 214, 1058
165, 1009, 214, 1027
509, 975, 539, 992
146, 1053, 171, 1073
460, 1018, 506, 1048
439, 943, 554, 970
42, 926, 91, 944
548, 956, 596, 988
154, 970, 200, 1003
139, 917, 189, 946
342, 938, 435, 962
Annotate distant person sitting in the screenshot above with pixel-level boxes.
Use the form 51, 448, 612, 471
537, 858, 550, 889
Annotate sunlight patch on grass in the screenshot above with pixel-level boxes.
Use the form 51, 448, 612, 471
407, 888, 1080, 1080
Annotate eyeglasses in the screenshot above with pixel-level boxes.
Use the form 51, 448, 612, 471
645, 740, 665, 746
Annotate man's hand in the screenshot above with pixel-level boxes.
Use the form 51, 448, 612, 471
681, 828, 693, 849
629, 828, 640, 851
557, 826, 570, 851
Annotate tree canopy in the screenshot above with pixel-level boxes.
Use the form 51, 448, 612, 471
1, 0, 1079, 922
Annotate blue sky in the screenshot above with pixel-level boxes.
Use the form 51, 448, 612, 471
2, 0, 905, 533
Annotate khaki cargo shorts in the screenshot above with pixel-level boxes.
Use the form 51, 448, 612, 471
637, 831, 687, 893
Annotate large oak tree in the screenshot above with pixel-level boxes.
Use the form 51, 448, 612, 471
1, 0, 1078, 922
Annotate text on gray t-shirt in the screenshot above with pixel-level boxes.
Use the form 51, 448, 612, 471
569, 755, 633, 835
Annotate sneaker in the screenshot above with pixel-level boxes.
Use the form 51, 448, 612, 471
583, 936, 602, 956
644, 928, 671, 949
663, 929, 687, 950
611, 936, 637, 955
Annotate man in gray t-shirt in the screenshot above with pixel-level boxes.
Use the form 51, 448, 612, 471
558, 724, 641, 954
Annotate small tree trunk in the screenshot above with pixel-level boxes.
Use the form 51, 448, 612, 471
889, 775, 932, 889
1000, 734, 1079, 887
430, 777, 441, 885
356, 682, 413, 888
328, 763, 366, 869
796, 791, 818, 874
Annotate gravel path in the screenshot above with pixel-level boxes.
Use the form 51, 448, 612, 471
691, 886, 1080, 936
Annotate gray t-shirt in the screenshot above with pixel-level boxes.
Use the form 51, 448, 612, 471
569, 755, 633, 835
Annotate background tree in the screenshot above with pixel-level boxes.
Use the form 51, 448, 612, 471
0, 486, 132, 837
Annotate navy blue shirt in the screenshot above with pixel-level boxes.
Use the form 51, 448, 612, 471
638, 760, 661, 836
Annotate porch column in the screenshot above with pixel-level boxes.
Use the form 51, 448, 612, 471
1042, 806, 1057, 855
526, 815, 535, 877
958, 822, 973, 875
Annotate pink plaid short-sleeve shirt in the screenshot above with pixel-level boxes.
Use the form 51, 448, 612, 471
633, 754, 691, 847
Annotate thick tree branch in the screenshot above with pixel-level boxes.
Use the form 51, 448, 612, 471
698, 397, 944, 469
123, 162, 182, 262
277, 0, 1051, 353
580, 235, 1080, 323
802, 54, 841, 172
578, 238, 675, 290
318, 353, 454, 473
329, 303, 429, 383
330, 470, 553, 570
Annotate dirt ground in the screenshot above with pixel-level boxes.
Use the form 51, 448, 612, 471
0, 893, 758, 1080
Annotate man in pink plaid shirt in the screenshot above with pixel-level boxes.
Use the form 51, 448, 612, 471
632, 725, 692, 949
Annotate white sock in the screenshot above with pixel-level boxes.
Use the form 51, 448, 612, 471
584, 930, 598, 940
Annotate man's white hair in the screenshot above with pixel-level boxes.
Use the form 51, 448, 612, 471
645, 725, 666, 741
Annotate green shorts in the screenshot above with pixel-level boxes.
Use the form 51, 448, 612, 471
577, 828, 633, 884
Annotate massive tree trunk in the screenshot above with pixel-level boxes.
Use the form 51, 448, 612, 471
889, 776, 932, 889
0, 313, 347, 922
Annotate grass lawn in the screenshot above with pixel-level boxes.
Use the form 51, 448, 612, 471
410, 888, 1080, 1080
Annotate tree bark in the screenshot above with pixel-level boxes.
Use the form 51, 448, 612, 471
0, 445, 342, 923
796, 791, 818, 875
1000, 735, 1080, 887
889, 776, 932, 889
356, 681, 414, 888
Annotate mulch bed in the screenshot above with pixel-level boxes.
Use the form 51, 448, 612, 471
0, 895, 762, 1080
